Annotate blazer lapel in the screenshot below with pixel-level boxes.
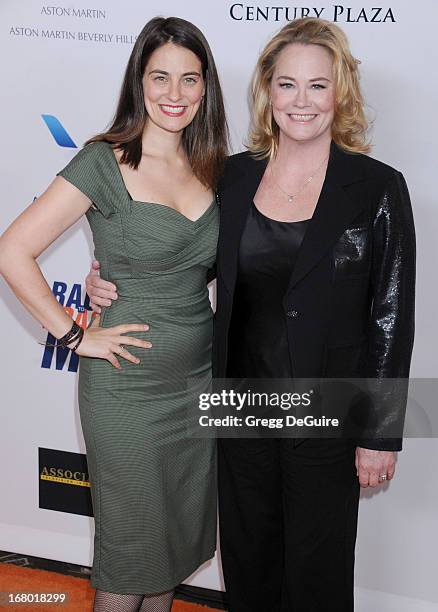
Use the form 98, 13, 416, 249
219, 142, 368, 298
219, 155, 268, 295
285, 141, 368, 293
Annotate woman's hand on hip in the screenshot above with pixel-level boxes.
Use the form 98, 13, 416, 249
355, 447, 396, 488
86, 259, 118, 313
74, 323, 152, 369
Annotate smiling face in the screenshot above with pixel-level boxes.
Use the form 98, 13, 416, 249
270, 42, 335, 145
142, 42, 205, 134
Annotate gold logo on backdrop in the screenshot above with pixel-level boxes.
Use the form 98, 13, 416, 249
40, 466, 90, 487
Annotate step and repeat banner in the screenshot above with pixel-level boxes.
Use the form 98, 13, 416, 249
1, 1, 437, 609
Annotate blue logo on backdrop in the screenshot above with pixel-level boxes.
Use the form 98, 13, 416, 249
41, 281, 96, 373
41, 114, 77, 148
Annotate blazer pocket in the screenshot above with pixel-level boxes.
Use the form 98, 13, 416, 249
324, 338, 366, 378
334, 273, 370, 283
328, 335, 366, 349
333, 226, 371, 278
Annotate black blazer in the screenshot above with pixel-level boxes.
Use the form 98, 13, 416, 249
213, 141, 416, 451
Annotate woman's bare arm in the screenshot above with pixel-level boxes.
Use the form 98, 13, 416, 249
0, 176, 94, 337
0, 177, 151, 368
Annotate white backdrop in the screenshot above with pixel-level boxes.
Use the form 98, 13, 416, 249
1, 1, 438, 609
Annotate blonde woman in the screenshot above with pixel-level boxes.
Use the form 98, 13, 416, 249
86, 18, 415, 612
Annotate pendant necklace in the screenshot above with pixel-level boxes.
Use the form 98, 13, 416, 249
270, 154, 329, 203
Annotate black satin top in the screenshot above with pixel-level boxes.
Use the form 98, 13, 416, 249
227, 202, 309, 378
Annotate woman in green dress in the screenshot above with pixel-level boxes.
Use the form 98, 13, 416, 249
0, 17, 227, 612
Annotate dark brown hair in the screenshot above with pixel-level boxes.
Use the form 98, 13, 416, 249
87, 16, 228, 188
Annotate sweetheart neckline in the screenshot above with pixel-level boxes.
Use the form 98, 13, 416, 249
102, 141, 216, 224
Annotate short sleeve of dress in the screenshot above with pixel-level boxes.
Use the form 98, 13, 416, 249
56, 141, 115, 218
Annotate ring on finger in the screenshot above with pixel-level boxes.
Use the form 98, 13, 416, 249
378, 474, 388, 481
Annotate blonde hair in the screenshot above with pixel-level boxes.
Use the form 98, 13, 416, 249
249, 17, 370, 157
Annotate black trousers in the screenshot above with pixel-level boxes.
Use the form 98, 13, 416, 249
218, 438, 360, 612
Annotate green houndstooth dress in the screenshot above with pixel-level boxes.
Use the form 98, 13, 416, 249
57, 140, 218, 594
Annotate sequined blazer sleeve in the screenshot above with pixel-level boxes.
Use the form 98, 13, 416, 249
359, 171, 416, 451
